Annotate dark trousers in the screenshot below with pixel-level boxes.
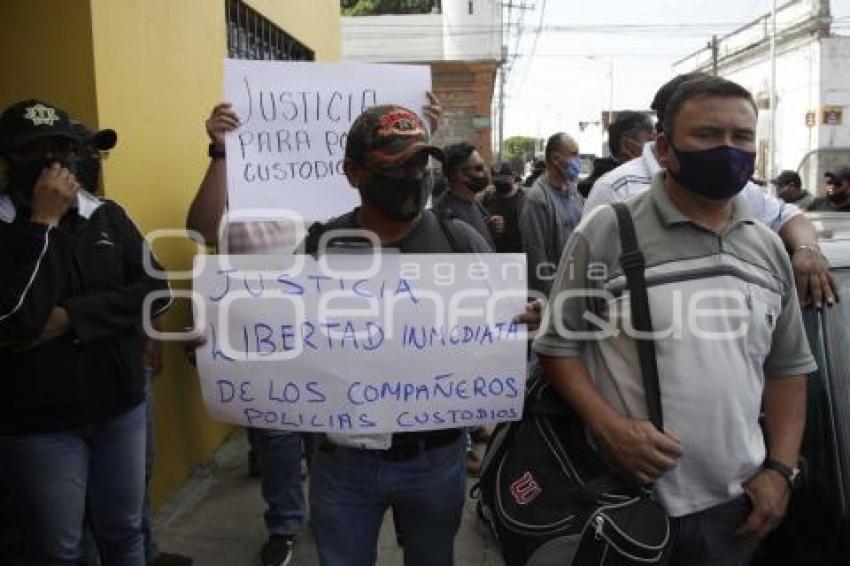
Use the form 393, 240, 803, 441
667, 496, 759, 566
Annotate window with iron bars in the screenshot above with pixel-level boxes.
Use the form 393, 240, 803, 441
226, 0, 315, 61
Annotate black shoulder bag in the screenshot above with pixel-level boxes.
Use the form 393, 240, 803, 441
474, 202, 671, 566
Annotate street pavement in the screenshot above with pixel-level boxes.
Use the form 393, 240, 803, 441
153, 431, 505, 565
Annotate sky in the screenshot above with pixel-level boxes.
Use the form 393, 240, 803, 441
502, 0, 850, 153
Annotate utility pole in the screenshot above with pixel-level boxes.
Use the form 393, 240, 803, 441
498, 45, 507, 162
768, 0, 777, 182
497, 1, 534, 161
608, 58, 614, 130
710, 35, 719, 76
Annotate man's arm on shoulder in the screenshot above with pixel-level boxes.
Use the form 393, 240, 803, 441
583, 176, 618, 217
743, 184, 838, 307
777, 214, 838, 308
742, 183, 800, 233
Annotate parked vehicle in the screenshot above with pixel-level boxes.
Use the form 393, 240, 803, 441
759, 212, 850, 565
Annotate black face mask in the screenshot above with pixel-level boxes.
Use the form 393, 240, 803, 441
8, 159, 78, 208
669, 144, 755, 200
360, 171, 431, 222
75, 157, 101, 193
466, 175, 490, 193
493, 178, 514, 194
828, 186, 849, 205
8, 158, 53, 198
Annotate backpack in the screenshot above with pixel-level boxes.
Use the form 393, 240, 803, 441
474, 202, 671, 566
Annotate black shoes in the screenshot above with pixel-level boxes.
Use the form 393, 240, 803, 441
259, 535, 294, 566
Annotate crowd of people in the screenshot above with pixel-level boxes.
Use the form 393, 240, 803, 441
0, 68, 844, 566
772, 166, 850, 213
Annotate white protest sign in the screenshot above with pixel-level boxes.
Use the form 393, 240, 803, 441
193, 253, 528, 433
223, 60, 432, 221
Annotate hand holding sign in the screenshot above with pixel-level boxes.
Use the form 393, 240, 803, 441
223, 60, 433, 222
206, 103, 240, 149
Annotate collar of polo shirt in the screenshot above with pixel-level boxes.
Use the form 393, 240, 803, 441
649, 171, 756, 229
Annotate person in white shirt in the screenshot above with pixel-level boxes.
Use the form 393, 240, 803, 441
585, 73, 838, 309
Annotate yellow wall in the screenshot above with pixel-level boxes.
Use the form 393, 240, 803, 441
0, 0, 340, 507
87, 0, 341, 505
0, 0, 98, 123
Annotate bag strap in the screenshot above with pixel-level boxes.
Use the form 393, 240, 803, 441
611, 202, 663, 431
435, 211, 471, 253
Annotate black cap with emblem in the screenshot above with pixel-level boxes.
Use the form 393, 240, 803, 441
0, 99, 86, 154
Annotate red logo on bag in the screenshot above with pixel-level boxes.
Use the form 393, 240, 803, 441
510, 471, 542, 505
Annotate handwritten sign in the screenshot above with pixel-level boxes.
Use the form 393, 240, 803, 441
224, 60, 432, 221
193, 253, 528, 433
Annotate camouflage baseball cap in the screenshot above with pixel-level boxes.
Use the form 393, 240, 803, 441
345, 105, 444, 176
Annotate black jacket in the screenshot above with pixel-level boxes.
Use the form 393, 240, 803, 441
0, 197, 171, 434
577, 156, 619, 198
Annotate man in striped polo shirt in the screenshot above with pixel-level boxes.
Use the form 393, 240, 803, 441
535, 76, 816, 565
585, 72, 837, 310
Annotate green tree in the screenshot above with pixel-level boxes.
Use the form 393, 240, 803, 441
342, 0, 438, 16
501, 136, 537, 173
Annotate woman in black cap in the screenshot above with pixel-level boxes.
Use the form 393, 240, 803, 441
0, 99, 171, 565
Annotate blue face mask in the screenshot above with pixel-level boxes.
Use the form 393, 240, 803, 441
561, 156, 581, 182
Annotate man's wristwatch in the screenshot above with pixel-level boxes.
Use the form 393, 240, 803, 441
763, 458, 802, 490
208, 143, 226, 159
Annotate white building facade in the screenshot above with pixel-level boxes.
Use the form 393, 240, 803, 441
674, 0, 850, 194
341, 0, 503, 161
342, 0, 502, 63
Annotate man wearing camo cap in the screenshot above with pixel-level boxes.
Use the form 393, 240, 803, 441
300, 104, 493, 566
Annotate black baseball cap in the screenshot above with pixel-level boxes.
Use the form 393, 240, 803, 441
772, 170, 801, 188
825, 167, 850, 184
491, 161, 514, 179
345, 105, 443, 175
0, 99, 81, 153
70, 120, 117, 152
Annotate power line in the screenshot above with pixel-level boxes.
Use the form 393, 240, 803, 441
513, 0, 546, 97
343, 19, 772, 28
344, 21, 825, 40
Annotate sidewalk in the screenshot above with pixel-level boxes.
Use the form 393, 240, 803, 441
153, 432, 505, 565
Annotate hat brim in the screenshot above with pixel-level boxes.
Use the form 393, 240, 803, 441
0, 130, 79, 153
367, 142, 445, 174
85, 128, 117, 151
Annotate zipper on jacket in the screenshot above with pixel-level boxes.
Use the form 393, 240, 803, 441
594, 515, 605, 539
